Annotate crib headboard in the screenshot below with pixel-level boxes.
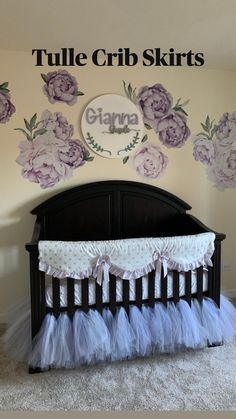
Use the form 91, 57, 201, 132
26, 180, 225, 247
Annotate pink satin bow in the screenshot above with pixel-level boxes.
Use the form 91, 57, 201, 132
152, 250, 169, 278
93, 255, 111, 286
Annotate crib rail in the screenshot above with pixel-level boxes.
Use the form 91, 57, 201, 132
28, 240, 222, 339
39, 267, 208, 318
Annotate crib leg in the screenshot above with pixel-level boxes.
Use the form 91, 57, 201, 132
208, 341, 223, 348
29, 366, 48, 374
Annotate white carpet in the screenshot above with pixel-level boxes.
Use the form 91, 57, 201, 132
0, 340, 236, 411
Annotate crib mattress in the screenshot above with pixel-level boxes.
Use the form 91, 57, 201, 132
45, 269, 208, 307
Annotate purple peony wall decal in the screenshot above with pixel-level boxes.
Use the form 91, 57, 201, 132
0, 82, 16, 124
123, 81, 190, 179
135, 83, 173, 132
157, 110, 190, 148
41, 70, 84, 105
15, 111, 93, 189
192, 113, 236, 190
41, 110, 74, 140
128, 141, 168, 179
123, 80, 190, 147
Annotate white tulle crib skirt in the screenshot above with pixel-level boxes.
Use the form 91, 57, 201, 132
28, 294, 236, 370
44, 269, 208, 307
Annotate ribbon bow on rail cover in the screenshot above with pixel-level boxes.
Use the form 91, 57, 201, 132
93, 255, 111, 286
152, 250, 170, 278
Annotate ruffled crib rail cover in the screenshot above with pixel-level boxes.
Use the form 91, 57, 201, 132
38, 233, 215, 283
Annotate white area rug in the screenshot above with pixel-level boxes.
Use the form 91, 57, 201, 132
0, 340, 236, 411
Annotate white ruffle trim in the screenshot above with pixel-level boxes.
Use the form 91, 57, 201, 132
39, 252, 213, 282
38, 233, 215, 284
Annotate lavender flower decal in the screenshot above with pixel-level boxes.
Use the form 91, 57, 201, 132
122, 80, 190, 179
192, 114, 236, 190
136, 83, 173, 132
41, 70, 84, 105
128, 142, 168, 179
123, 80, 190, 149
157, 110, 190, 148
0, 82, 16, 124
15, 111, 93, 189
41, 110, 74, 140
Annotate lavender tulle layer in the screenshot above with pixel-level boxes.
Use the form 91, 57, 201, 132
2, 295, 236, 370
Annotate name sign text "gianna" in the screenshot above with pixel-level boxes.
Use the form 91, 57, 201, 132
81, 94, 144, 158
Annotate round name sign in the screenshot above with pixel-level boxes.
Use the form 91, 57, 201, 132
81, 94, 144, 158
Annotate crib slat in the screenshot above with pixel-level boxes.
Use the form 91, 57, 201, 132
148, 270, 155, 308
135, 277, 142, 309
173, 271, 180, 304
184, 271, 192, 306
109, 274, 117, 315
161, 267, 167, 306
96, 282, 103, 313
197, 266, 204, 302
122, 280, 130, 314
81, 278, 89, 313
67, 277, 75, 318
52, 276, 60, 318
39, 271, 46, 317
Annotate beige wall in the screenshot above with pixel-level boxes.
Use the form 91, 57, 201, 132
1, 49, 236, 320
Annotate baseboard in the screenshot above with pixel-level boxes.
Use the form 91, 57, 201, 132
0, 313, 7, 335
0, 323, 7, 336
222, 289, 236, 299
0, 313, 8, 324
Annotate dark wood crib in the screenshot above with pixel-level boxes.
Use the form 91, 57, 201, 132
26, 180, 225, 372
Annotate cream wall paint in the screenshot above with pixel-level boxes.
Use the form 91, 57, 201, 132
0, 49, 236, 320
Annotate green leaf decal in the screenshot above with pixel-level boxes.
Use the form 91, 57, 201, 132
198, 132, 211, 139
211, 125, 218, 137
132, 87, 137, 102
33, 128, 47, 139
0, 86, 10, 93
173, 98, 190, 116
123, 156, 129, 164
117, 132, 140, 155
128, 83, 132, 98
198, 116, 217, 140
144, 123, 152, 130
33, 120, 44, 130
14, 128, 31, 141
141, 134, 148, 142
85, 156, 94, 162
175, 98, 181, 107
41, 73, 48, 83
15, 114, 47, 141
86, 132, 111, 156
24, 118, 31, 131
30, 113, 37, 129
181, 99, 190, 107
205, 115, 210, 130
175, 107, 188, 116
75, 91, 84, 96
123, 80, 128, 97
0, 82, 8, 89
123, 80, 137, 103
